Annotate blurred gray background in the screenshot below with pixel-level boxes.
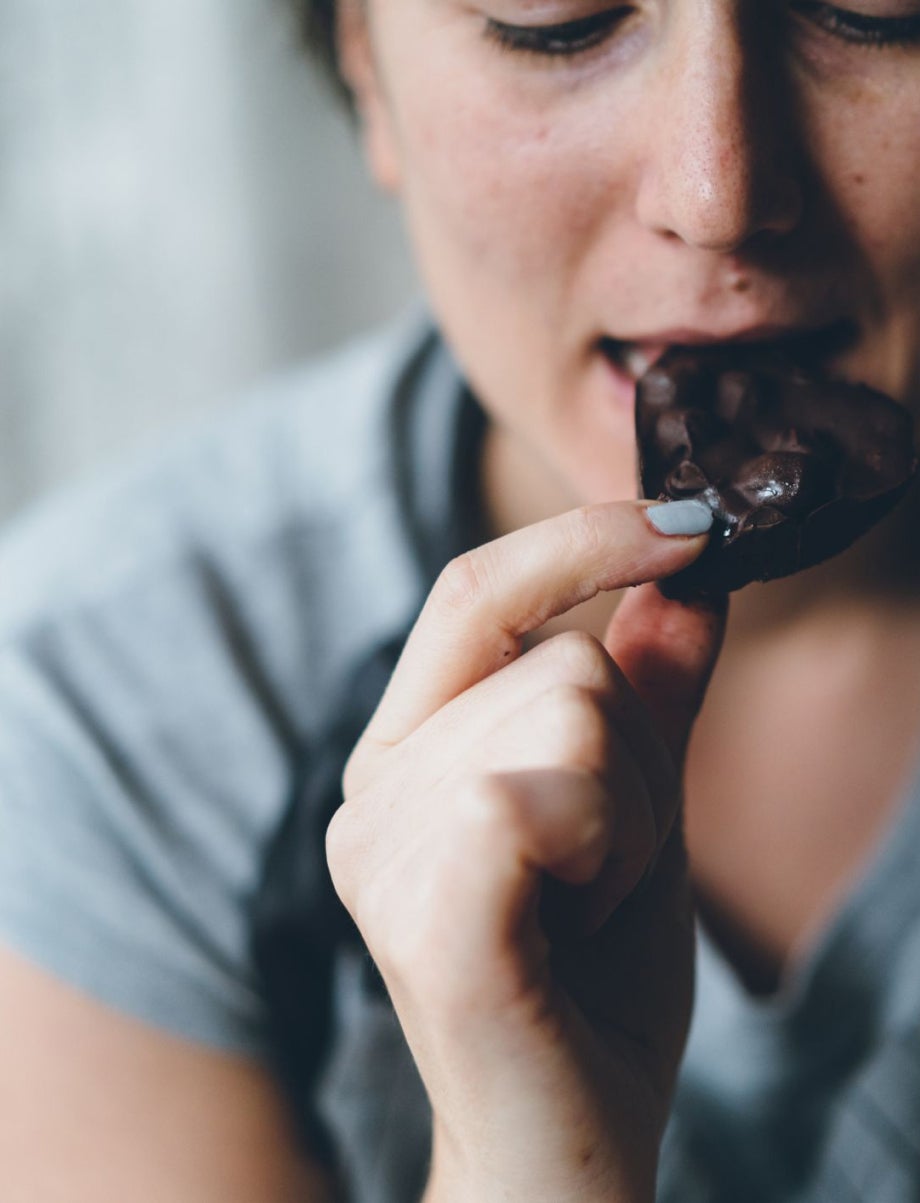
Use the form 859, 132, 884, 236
1, 0, 417, 522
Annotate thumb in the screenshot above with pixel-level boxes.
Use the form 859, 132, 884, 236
604, 584, 728, 769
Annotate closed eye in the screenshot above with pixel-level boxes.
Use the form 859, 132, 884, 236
483, 2, 920, 63
484, 7, 632, 56
792, 1, 920, 47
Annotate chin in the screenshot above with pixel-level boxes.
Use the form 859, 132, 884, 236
558, 448, 638, 508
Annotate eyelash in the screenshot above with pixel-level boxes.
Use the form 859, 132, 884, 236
484, 7, 628, 55
484, 3, 920, 58
796, 1, 920, 44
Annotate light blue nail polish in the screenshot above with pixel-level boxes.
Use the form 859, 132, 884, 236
646, 499, 714, 536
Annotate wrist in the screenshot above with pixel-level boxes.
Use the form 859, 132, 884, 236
423, 1123, 655, 1203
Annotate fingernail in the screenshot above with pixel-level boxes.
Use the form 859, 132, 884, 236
646, 499, 714, 537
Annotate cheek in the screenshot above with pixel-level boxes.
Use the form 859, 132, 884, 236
413, 116, 581, 286
386, 52, 619, 301
812, 116, 920, 411
382, 59, 641, 500
813, 80, 920, 306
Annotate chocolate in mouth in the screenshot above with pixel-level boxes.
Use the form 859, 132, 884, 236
635, 344, 918, 595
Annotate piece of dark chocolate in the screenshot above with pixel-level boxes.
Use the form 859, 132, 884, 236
636, 347, 918, 594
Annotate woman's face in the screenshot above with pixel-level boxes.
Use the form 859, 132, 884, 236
342, 0, 920, 507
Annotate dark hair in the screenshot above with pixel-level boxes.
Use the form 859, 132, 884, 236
287, 0, 354, 107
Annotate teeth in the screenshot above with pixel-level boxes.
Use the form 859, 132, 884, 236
622, 344, 655, 379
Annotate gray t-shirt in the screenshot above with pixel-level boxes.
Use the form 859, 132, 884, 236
1, 314, 919, 1201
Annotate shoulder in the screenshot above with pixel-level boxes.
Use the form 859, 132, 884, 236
0, 312, 433, 652
0, 313, 433, 1054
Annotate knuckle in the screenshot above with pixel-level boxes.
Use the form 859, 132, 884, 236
547, 630, 616, 692
324, 801, 355, 879
455, 772, 526, 845
435, 550, 492, 616
328, 814, 402, 959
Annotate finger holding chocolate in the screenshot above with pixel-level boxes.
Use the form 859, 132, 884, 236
636, 348, 919, 596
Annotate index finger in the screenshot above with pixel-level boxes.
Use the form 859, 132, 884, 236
363, 499, 713, 749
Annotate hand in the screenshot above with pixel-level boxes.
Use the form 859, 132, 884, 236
326, 501, 726, 1203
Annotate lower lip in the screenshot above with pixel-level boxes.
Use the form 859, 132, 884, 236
599, 351, 641, 414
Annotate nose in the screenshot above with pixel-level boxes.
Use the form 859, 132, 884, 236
635, 6, 804, 253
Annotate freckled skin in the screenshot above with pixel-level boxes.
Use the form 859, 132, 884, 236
342, 0, 920, 521
328, 6, 920, 1185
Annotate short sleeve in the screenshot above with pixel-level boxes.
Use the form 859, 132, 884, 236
0, 554, 299, 1056
0, 317, 434, 1062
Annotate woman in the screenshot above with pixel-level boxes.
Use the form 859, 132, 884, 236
1, 0, 919, 1199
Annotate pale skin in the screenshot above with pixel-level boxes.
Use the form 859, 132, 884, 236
3, 0, 920, 1198
332, 507, 726, 1202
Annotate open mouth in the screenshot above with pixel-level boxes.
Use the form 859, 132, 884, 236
600, 319, 859, 383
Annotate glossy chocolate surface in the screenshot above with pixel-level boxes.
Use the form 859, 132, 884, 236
636, 348, 918, 594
